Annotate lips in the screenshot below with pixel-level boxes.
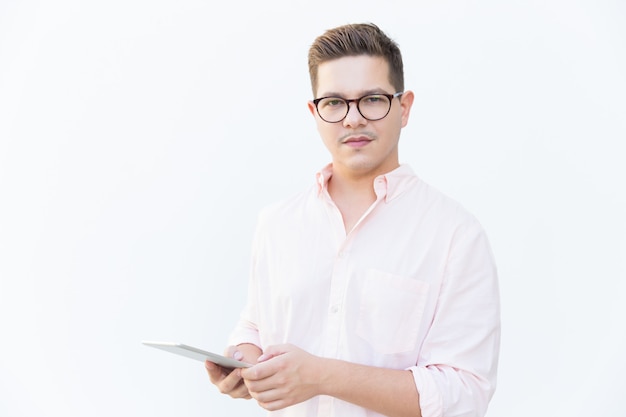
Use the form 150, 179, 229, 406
342, 136, 373, 147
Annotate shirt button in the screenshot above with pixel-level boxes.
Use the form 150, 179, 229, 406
331, 305, 339, 313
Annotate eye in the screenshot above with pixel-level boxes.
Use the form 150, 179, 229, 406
322, 98, 345, 108
362, 95, 385, 104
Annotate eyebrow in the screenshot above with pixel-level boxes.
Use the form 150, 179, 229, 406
317, 88, 392, 98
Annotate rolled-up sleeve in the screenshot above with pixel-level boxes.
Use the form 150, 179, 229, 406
409, 217, 501, 417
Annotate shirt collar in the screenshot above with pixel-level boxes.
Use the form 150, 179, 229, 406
315, 163, 418, 203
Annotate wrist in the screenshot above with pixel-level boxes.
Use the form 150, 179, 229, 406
315, 357, 341, 397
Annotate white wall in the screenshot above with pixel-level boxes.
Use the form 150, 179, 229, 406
1, 0, 624, 415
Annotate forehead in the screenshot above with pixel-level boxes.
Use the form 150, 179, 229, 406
316, 55, 393, 97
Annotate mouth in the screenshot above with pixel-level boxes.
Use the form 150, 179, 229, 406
342, 135, 374, 148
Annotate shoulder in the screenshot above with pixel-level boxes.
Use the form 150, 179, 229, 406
390, 165, 473, 219
402, 176, 487, 241
401, 175, 475, 220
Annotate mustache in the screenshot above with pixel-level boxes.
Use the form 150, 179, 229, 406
338, 131, 377, 142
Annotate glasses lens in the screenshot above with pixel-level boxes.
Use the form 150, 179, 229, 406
358, 95, 392, 121
317, 98, 348, 123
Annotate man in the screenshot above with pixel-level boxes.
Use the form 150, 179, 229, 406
206, 23, 500, 417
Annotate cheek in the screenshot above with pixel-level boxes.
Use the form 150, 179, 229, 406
316, 120, 335, 143
319, 132, 335, 152
380, 121, 402, 148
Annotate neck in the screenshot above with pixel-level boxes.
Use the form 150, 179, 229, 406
328, 174, 374, 203
329, 162, 398, 195
327, 162, 398, 209
327, 166, 394, 234
328, 167, 364, 194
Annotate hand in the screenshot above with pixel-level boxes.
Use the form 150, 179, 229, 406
205, 344, 262, 400
241, 344, 324, 411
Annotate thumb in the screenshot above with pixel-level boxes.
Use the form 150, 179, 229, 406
224, 345, 244, 361
257, 343, 288, 363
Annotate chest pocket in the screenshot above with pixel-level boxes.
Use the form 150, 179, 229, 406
356, 269, 430, 354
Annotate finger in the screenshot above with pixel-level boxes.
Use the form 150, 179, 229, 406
257, 343, 290, 363
261, 344, 288, 357
256, 353, 275, 363
205, 360, 227, 384
248, 387, 288, 411
241, 364, 264, 381
217, 368, 252, 399
241, 354, 281, 381
257, 399, 287, 412
227, 380, 252, 399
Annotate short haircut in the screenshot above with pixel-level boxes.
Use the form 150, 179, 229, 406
307, 22, 404, 97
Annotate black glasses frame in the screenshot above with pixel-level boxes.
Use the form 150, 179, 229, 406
312, 92, 403, 123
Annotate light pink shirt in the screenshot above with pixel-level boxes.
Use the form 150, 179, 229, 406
229, 164, 500, 417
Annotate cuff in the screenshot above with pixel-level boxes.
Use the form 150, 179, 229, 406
408, 366, 443, 417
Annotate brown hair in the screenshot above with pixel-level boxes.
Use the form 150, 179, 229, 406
307, 22, 404, 97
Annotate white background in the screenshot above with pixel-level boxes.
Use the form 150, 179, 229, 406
1, 0, 625, 416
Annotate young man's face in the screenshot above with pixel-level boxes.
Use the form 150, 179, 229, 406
308, 55, 414, 179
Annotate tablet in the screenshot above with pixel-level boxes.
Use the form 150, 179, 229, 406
142, 341, 252, 369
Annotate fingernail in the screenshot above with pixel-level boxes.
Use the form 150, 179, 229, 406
233, 351, 243, 360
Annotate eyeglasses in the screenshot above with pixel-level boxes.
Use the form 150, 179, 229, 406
312, 92, 403, 123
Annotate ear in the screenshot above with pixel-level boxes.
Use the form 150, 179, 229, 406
399, 90, 415, 128
307, 100, 317, 117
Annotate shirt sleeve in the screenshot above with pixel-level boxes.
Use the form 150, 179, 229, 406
408, 216, 501, 417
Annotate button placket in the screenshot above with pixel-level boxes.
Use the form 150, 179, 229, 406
322, 241, 351, 358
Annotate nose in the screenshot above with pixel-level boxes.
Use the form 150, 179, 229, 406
342, 101, 367, 128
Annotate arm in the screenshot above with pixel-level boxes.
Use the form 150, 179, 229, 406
410, 218, 500, 416
241, 344, 421, 417
240, 218, 500, 416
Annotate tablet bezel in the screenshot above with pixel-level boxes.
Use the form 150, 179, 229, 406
142, 341, 252, 369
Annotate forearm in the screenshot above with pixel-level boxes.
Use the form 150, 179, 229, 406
319, 357, 421, 417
